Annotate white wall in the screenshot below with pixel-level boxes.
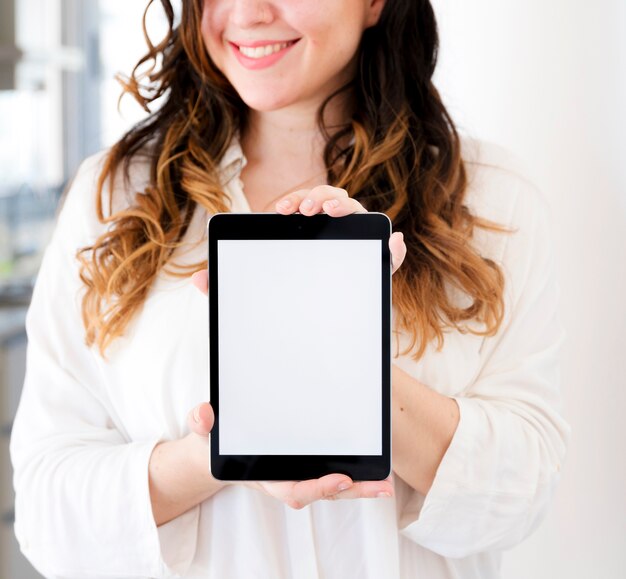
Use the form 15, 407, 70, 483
430, 1, 626, 577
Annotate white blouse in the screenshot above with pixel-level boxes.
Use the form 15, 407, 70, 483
10, 139, 569, 579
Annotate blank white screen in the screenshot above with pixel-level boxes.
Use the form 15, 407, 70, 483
217, 239, 382, 455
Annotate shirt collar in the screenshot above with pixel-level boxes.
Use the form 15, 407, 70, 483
220, 135, 248, 186
218, 135, 252, 213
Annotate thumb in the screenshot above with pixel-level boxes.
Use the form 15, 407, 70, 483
187, 402, 215, 436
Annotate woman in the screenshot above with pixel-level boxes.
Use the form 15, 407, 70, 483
10, 0, 569, 577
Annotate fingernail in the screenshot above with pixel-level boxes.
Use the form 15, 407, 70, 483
376, 491, 392, 498
278, 198, 291, 209
337, 482, 352, 491
193, 407, 201, 423
325, 199, 340, 208
302, 199, 314, 209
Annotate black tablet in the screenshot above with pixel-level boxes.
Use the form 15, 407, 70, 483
207, 212, 391, 481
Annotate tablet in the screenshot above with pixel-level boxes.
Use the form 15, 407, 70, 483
207, 212, 391, 481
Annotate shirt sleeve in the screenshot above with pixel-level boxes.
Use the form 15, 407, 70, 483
9, 154, 199, 578
398, 176, 571, 557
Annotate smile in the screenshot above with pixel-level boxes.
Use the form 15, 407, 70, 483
238, 41, 296, 59
229, 39, 300, 70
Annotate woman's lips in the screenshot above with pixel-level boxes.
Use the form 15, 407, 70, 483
229, 39, 300, 70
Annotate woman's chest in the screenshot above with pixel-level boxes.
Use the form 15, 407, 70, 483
97, 277, 209, 441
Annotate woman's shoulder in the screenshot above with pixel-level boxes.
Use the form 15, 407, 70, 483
460, 137, 554, 265
63, 147, 153, 211
55, 147, 153, 246
461, 137, 550, 228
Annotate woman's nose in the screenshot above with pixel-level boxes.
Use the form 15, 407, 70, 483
230, 0, 276, 29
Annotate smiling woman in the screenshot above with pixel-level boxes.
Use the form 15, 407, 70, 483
201, 0, 382, 109
9, 1, 569, 578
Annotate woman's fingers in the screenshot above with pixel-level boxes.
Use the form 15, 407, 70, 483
256, 474, 394, 509
259, 474, 353, 509
389, 231, 407, 274
321, 196, 367, 217
288, 474, 355, 509
276, 185, 361, 216
274, 187, 407, 273
325, 478, 394, 501
191, 269, 208, 295
186, 402, 215, 436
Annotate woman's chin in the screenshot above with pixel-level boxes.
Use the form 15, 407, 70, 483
238, 94, 295, 113
232, 83, 312, 113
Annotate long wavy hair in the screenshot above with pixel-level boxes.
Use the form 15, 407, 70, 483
78, 0, 506, 358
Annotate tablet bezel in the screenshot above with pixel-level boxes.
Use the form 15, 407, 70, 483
208, 212, 391, 481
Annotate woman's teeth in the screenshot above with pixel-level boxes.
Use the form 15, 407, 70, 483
238, 42, 293, 59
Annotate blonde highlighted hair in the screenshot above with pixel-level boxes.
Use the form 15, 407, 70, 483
79, 0, 506, 358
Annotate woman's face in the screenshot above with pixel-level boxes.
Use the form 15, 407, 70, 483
201, 0, 385, 112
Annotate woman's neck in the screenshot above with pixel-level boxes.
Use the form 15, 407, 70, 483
241, 90, 352, 169
243, 110, 320, 170
238, 96, 352, 211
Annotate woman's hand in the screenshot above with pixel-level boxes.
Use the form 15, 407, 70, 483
186, 401, 394, 509
275, 185, 407, 273
148, 402, 223, 527
191, 186, 407, 294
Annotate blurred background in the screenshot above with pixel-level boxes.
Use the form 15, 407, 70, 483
0, 0, 624, 577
